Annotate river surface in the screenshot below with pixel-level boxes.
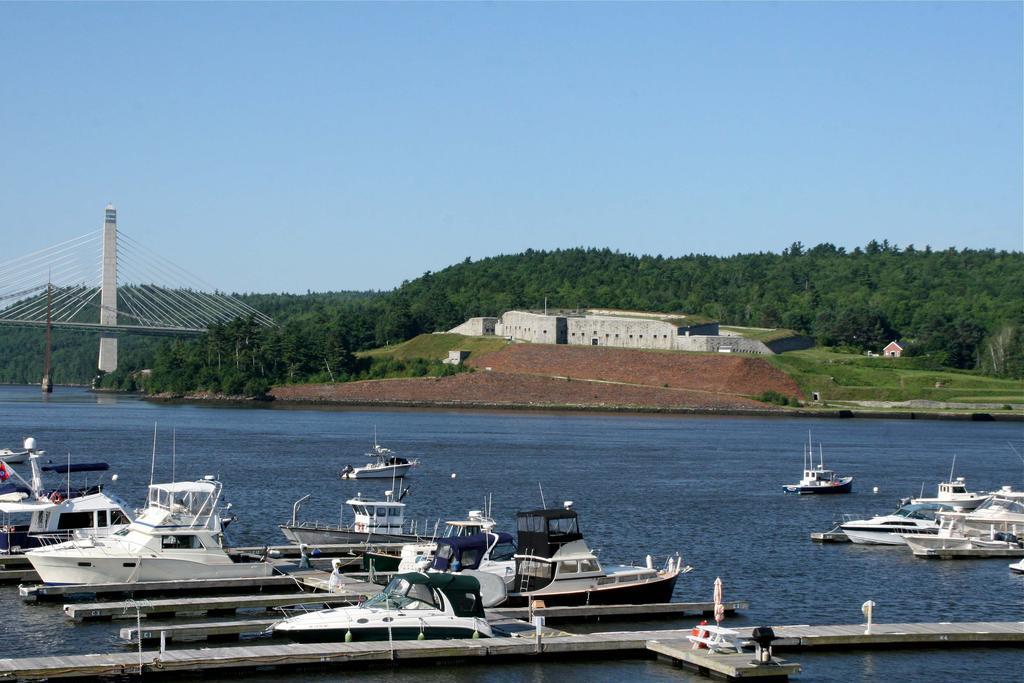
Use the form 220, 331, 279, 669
0, 386, 1021, 681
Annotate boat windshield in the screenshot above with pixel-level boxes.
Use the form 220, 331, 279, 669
896, 504, 949, 520
361, 577, 438, 611
974, 498, 1024, 515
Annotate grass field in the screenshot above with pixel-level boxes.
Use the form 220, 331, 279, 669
768, 348, 1023, 404
358, 334, 510, 361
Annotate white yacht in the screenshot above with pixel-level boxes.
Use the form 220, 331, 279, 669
954, 488, 1024, 534
392, 510, 500, 572
0, 446, 132, 554
840, 503, 951, 545
910, 477, 990, 511
272, 571, 492, 642
339, 438, 418, 480
26, 477, 273, 584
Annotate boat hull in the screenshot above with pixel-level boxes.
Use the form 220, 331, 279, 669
279, 524, 419, 546
507, 571, 679, 607
27, 553, 274, 585
280, 624, 487, 643
340, 465, 413, 480
842, 527, 937, 545
362, 550, 402, 572
783, 478, 853, 495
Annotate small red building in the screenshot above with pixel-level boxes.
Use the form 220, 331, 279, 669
883, 341, 903, 358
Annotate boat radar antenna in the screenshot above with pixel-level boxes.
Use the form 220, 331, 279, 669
948, 454, 957, 484
149, 422, 158, 488
538, 482, 546, 508
172, 428, 177, 485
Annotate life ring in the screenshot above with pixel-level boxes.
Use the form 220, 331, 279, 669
49, 491, 63, 504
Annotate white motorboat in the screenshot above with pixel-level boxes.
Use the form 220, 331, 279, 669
339, 437, 418, 480
0, 437, 41, 465
280, 487, 421, 545
27, 477, 273, 584
272, 571, 492, 642
507, 502, 687, 607
840, 503, 951, 545
910, 476, 990, 511
1010, 559, 1023, 574
902, 516, 1024, 555
953, 488, 1024, 534
364, 509, 500, 573
0, 446, 133, 554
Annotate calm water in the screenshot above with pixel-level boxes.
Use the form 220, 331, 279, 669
0, 386, 1021, 681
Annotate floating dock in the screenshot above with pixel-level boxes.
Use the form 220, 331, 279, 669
810, 528, 849, 543
734, 621, 1024, 649
492, 600, 749, 622
0, 628, 797, 681
648, 639, 800, 680
908, 546, 1024, 559
63, 592, 361, 621
20, 575, 304, 602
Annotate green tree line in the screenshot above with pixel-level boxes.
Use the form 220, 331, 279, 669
3, 242, 1022, 393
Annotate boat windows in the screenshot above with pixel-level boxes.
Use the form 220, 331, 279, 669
548, 517, 579, 537
97, 510, 108, 527
579, 558, 600, 573
490, 541, 516, 562
110, 510, 129, 525
460, 549, 480, 567
387, 507, 401, 517
56, 512, 94, 530
375, 507, 388, 517
558, 560, 579, 575
161, 534, 202, 549
519, 559, 552, 579
363, 577, 439, 611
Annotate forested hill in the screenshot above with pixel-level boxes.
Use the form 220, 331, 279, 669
2, 242, 1022, 389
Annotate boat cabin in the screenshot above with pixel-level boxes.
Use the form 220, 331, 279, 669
346, 491, 406, 535
0, 492, 133, 553
515, 504, 583, 559
442, 511, 496, 538
803, 466, 838, 484
431, 531, 516, 571
938, 478, 970, 496
148, 480, 220, 519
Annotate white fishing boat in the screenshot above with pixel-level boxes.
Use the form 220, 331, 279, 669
909, 458, 990, 511
840, 503, 951, 545
26, 477, 273, 584
1010, 559, 1024, 574
280, 487, 421, 546
272, 571, 492, 642
952, 488, 1024, 534
0, 443, 133, 554
339, 436, 419, 480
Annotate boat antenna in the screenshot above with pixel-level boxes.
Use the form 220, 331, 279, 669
948, 454, 956, 484
172, 428, 176, 485
66, 450, 71, 498
149, 422, 158, 488
538, 482, 546, 508
819, 443, 824, 469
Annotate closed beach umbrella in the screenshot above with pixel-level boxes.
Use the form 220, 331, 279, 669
713, 576, 724, 625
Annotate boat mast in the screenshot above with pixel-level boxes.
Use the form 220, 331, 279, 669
41, 278, 53, 393
948, 454, 957, 484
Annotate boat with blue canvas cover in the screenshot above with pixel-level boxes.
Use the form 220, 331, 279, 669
0, 442, 132, 554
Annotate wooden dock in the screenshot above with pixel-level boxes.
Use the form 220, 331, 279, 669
648, 639, 800, 680
0, 628, 796, 681
733, 621, 1024, 649
63, 592, 361, 621
20, 575, 304, 601
493, 600, 749, 622
909, 545, 1024, 559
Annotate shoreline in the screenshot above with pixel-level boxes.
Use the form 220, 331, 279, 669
142, 393, 1024, 421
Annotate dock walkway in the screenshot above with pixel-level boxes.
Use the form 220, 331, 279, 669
734, 621, 1024, 649
63, 592, 361, 621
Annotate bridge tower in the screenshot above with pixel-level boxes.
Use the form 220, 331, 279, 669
97, 204, 118, 372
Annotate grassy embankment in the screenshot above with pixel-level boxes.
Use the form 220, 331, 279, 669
358, 334, 509, 361
767, 348, 1023, 406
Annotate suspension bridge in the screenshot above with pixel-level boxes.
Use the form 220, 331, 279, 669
0, 205, 274, 381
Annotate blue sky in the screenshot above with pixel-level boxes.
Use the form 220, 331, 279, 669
1, 2, 1020, 293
